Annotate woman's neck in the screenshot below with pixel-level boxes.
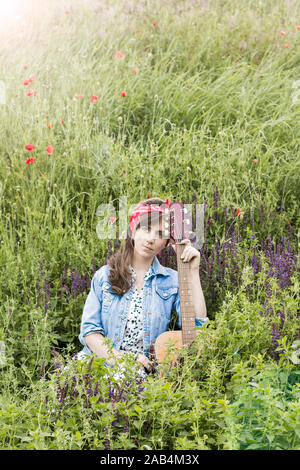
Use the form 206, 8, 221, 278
131, 253, 155, 274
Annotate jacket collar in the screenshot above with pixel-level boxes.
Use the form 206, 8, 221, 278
128, 256, 169, 278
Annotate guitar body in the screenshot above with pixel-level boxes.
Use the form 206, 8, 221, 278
154, 328, 212, 376
154, 330, 183, 365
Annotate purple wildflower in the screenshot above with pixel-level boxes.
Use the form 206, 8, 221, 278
112, 408, 121, 427
108, 240, 113, 258
123, 415, 129, 433
271, 323, 280, 347
104, 427, 110, 450
87, 356, 94, 372
71, 269, 80, 298
230, 230, 237, 257
94, 381, 99, 396
36, 279, 42, 300
52, 347, 58, 357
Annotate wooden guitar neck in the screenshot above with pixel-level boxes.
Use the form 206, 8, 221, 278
176, 243, 196, 345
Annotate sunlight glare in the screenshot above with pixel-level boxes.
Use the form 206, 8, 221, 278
0, 0, 26, 31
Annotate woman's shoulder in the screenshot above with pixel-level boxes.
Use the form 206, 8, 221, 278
93, 264, 110, 283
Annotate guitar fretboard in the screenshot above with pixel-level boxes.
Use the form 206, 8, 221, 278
176, 244, 196, 345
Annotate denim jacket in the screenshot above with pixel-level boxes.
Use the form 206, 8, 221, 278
79, 256, 209, 358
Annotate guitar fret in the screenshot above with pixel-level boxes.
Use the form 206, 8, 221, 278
176, 249, 196, 345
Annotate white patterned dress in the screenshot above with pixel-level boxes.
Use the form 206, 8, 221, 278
119, 264, 154, 357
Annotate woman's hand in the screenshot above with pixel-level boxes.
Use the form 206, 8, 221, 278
171, 239, 200, 272
135, 353, 153, 372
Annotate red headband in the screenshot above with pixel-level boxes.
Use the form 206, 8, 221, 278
129, 199, 169, 235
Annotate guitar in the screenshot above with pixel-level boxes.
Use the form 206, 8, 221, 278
153, 201, 210, 376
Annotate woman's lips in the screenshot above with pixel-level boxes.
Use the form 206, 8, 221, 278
143, 246, 153, 252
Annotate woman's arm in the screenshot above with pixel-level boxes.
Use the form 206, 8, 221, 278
84, 332, 123, 365
189, 269, 207, 318
85, 333, 153, 371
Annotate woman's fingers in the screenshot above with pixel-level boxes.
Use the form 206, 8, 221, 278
171, 238, 191, 255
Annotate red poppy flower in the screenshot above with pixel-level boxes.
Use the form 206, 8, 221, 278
153, 22, 157, 26
109, 217, 116, 223
25, 157, 36, 164
65, 10, 70, 14
46, 122, 53, 128
115, 50, 123, 58
253, 158, 257, 164
23, 76, 35, 86
91, 95, 98, 103
296, 25, 300, 30
147, 194, 150, 198
75, 93, 84, 98
25, 144, 35, 151
284, 43, 290, 48
236, 208, 241, 216
61, 120, 64, 124
280, 31, 286, 36
121, 91, 126, 97
46, 145, 53, 154
131, 67, 137, 74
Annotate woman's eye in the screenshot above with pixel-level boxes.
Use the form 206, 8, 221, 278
140, 226, 163, 237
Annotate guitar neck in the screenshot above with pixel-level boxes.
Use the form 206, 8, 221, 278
175, 244, 196, 345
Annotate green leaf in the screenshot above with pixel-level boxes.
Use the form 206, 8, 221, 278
290, 350, 300, 365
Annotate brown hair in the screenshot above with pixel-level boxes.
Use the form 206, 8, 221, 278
107, 198, 172, 296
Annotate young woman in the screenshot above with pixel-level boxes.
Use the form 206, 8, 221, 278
77, 197, 208, 373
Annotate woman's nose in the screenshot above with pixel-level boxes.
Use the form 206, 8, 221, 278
145, 231, 156, 242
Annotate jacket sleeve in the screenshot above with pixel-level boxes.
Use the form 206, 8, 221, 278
173, 289, 209, 329
79, 269, 105, 350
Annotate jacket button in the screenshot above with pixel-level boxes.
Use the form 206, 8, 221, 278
126, 295, 130, 300
163, 292, 167, 297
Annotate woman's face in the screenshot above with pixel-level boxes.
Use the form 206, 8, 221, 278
133, 220, 169, 258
